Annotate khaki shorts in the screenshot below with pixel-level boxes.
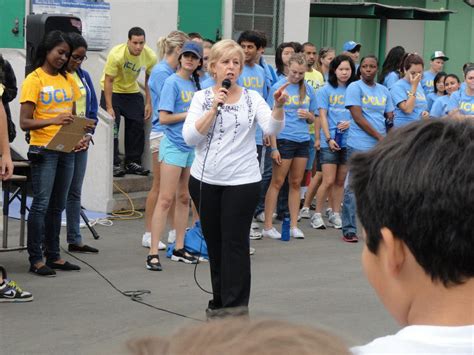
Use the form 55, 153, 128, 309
150, 135, 164, 154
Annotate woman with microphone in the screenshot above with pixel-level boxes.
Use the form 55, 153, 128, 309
183, 39, 288, 317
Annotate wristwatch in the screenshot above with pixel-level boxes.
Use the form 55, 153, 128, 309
326, 137, 332, 143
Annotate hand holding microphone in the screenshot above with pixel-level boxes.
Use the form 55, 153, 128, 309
214, 79, 232, 113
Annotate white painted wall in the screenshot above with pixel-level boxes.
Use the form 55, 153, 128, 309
386, 19, 425, 55
283, 0, 311, 43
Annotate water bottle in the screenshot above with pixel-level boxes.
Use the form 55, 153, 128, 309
334, 121, 345, 147
281, 213, 290, 242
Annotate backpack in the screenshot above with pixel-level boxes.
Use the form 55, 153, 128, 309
166, 221, 209, 260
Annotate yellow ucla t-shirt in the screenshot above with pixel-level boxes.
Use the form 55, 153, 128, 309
20, 68, 82, 146
305, 69, 324, 134
73, 72, 87, 117
100, 43, 157, 93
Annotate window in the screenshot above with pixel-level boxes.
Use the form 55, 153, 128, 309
233, 0, 281, 53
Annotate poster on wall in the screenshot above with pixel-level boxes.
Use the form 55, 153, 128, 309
31, 0, 111, 50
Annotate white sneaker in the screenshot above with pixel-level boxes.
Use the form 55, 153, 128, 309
262, 227, 281, 240
325, 208, 333, 218
299, 207, 311, 219
255, 212, 277, 223
142, 232, 166, 250
328, 212, 342, 229
290, 226, 305, 239
249, 247, 256, 255
249, 228, 263, 240
167, 229, 176, 243
310, 213, 326, 229
251, 222, 259, 229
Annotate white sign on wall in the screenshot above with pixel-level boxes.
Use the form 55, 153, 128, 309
32, 0, 111, 50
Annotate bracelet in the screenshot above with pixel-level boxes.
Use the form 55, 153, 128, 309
326, 137, 332, 143
270, 147, 278, 152
407, 91, 415, 97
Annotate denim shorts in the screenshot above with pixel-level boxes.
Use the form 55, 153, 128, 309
159, 135, 195, 168
319, 147, 348, 165
276, 139, 310, 160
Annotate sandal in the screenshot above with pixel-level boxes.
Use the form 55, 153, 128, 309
146, 254, 162, 271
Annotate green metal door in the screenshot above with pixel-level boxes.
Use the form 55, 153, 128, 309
0, 0, 25, 48
178, 0, 222, 41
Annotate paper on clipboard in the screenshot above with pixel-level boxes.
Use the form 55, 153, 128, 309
46, 116, 95, 153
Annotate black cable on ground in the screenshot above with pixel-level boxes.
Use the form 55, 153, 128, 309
61, 247, 204, 323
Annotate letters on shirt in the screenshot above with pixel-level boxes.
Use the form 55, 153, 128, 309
285, 94, 310, 106
40, 88, 73, 104
123, 61, 142, 73
362, 95, 387, 106
329, 94, 345, 105
242, 76, 263, 89
460, 101, 474, 113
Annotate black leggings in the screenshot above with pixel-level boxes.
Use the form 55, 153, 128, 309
189, 176, 260, 309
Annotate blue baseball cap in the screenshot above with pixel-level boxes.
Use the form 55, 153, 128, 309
180, 41, 203, 59
343, 41, 361, 52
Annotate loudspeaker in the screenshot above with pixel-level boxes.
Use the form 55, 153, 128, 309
25, 14, 82, 77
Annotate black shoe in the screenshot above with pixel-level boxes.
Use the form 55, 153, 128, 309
342, 233, 359, 243
113, 165, 126, 177
46, 261, 81, 271
29, 264, 56, 277
68, 244, 99, 253
146, 254, 162, 271
125, 162, 150, 176
171, 248, 197, 264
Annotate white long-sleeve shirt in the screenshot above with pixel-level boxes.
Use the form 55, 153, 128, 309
183, 87, 284, 186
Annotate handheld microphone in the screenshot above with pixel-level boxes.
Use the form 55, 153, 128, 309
217, 78, 232, 112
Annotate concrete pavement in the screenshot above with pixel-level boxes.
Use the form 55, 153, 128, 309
1, 215, 398, 354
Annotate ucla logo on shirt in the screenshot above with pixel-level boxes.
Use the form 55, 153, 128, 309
286, 94, 310, 106
242, 76, 263, 89
329, 94, 344, 105
362, 95, 386, 106
123, 61, 142, 73
306, 79, 323, 91
40, 87, 73, 104
460, 101, 474, 113
180, 90, 194, 103
425, 80, 433, 88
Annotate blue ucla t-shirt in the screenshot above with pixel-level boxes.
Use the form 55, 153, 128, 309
447, 89, 474, 116
421, 70, 436, 95
159, 74, 196, 152
429, 95, 451, 118
149, 60, 174, 133
268, 78, 317, 143
391, 79, 427, 128
317, 84, 351, 148
201, 76, 216, 89
345, 80, 394, 151
426, 92, 444, 111
382, 71, 399, 89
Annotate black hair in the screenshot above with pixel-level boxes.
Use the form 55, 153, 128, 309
464, 65, 474, 77
128, 27, 145, 40
379, 45, 405, 84
433, 71, 447, 94
400, 53, 424, 75
237, 30, 265, 49
188, 32, 203, 40
350, 119, 474, 287
275, 42, 297, 76
254, 30, 268, 48
291, 42, 303, 53
33, 30, 72, 78
302, 42, 316, 50
327, 54, 356, 88
178, 52, 202, 91
68, 32, 88, 51
444, 73, 460, 85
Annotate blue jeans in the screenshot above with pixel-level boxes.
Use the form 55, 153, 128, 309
341, 148, 359, 236
27, 148, 75, 265
66, 150, 88, 245
254, 145, 288, 217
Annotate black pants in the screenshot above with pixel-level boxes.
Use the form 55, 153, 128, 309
100, 91, 145, 165
189, 176, 260, 310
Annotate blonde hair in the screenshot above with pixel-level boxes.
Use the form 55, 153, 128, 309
127, 318, 350, 355
208, 39, 244, 79
316, 47, 335, 72
288, 53, 307, 104
156, 30, 189, 60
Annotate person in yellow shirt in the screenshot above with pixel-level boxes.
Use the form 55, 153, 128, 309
19, 30, 83, 277
100, 27, 157, 177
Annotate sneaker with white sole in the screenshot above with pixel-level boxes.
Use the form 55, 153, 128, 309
0, 279, 33, 303
310, 213, 326, 229
251, 222, 259, 229
171, 248, 197, 264
290, 227, 305, 239
328, 212, 342, 229
299, 207, 311, 219
255, 212, 277, 223
142, 232, 166, 250
325, 208, 333, 218
262, 227, 281, 240
249, 247, 256, 255
167, 229, 176, 244
249, 228, 263, 240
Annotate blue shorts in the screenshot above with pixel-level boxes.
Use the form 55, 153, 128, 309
319, 147, 348, 165
306, 135, 316, 170
276, 139, 310, 160
159, 135, 195, 168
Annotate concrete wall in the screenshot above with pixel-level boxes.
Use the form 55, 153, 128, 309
386, 20, 425, 55
282, 0, 310, 43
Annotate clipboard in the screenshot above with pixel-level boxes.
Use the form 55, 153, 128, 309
46, 116, 95, 153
